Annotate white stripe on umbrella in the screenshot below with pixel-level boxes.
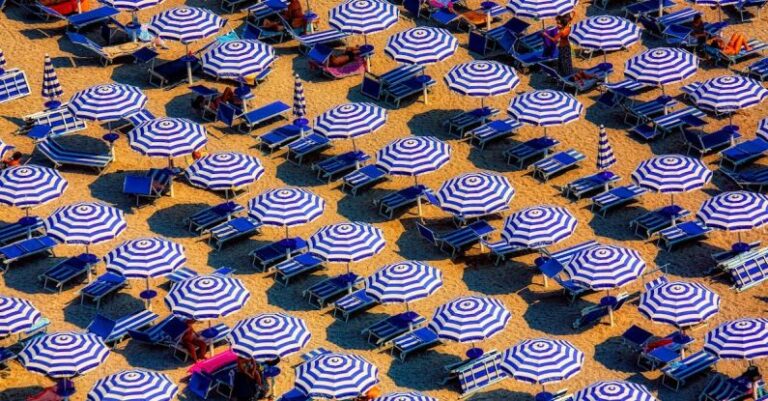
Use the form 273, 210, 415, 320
624, 47, 698, 88
573, 381, 657, 401
128, 117, 208, 158
201, 40, 276, 80
501, 338, 584, 385
501, 205, 577, 249
506, 0, 576, 19
435, 171, 515, 219
639, 281, 720, 328
186, 152, 264, 193
365, 261, 443, 305
429, 296, 511, 343
704, 318, 768, 361
44, 202, 127, 249
385, 27, 458, 65
564, 245, 646, 290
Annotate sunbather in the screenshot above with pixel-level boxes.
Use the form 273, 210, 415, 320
710, 32, 752, 55
192, 87, 242, 114
2, 151, 23, 168
181, 319, 208, 362
740, 366, 765, 400
233, 356, 263, 401
262, 0, 305, 31
328, 46, 362, 67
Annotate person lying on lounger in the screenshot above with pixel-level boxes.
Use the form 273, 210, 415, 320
328, 46, 362, 68
262, 0, 305, 31
181, 319, 208, 362
710, 32, 752, 55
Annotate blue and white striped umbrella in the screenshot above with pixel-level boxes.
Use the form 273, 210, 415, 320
104, 237, 185, 279
501, 338, 584, 384
507, 90, 583, 133
42, 54, 63, 106
376, 136, 451, 178
597, 125, 616, 171
564, 245, 646, 290
573, 381, 656, 401
314, 103, 387, 140
45, 202, 127, 247
639, 281, 720, 328
147, 7, 224, 44
329, 0, 399, 36
201, 40, 276, 80
435, 172, 515, 219
294, 74, 306, 121
68, 83, 147, 122
506, 0, 576, 19
228, 313, 311, 361
385, 27, 458, 65
429, 296, 511, 343
374, 392, 437, 401
691, 75, 768, 115
129, 117, 208, 158
166, 275, 250, 320
187, 152, 265, 191
0, 165, 68, 209
444, 61, 520, 98
19, 332, 110, 378
697, 191, 768, 232
705, 318, 768, 361
248, 188, 325, 229
501, 205, 577, 249
631, 155, 712, 194
570, 16, 641, 52
625, 47, 698, 86
0, 49, 6, 71
99, 0, 164, 11
365, 261, 443, 305
758, 117, 768, 140
295, 353, 380, 400
0, 297, 42, 337
308, 222, 385, 264
87, 369, 178, 401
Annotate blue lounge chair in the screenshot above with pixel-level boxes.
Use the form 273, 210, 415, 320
304, 273, 363, 308
708, 38, 768, 66
537, 257, 590, 303
0, 216, 44, 245
333, 290, 378, 322
360, 64, 425, 100
561, 171, 620, 199
35, 139, 113, 174
445, 107, 500, 136
630, 107, 707, 141
384, 75, 437, 107
481, 239, 527, 265
22, 104, 86, 139
148, 56, 198, 89
699, 376, 749, 401
362, 311, 426, 347
288, 28, 350, 53
658, 221, 713, 251
0, 69, 31, 105
505, 41, 557, 72
66, 32, 148, 66
505, 136, 560, 168
79, 272, 127, 309
308, 44, 366, 79
484, 17, 530, 46
169, 322, 231, 362
539, 63, 613, 94
468, 118, 522, 149
123, 168, 174, 206
389, 327, 441, 361
185, 202, 244, 234
375, 185, 432, 219
745, 57, 768, 81
621, 95, 676, 125
33, 4, 118, 29
216, 102, 240, 129
444, 350, 508, 397
623, 0, 675, 19
272, 253, 325, 286
621, 325, 656, 351
249, 237, 307, 271
720, 138, 768, 169
0, 235, 57, 271
206, 217, 262, 251
39, 253, 99, 292
661, 350, 718, 390
258, 124, 307, 153
416, 221, 495, 259
591, 185, 648, 216
572, 305, 610, 329
314, 151, 370, 182
711, 240, 761, 266
239, 101, 291, 133
530, 149, 586, 182
729, 253, 768, 292
341, 164, 389, 195
286, 133, 331, 164
721, 166, 768, 191
683, 126, 740, 155
127, 315, 182, 345
87, 309, 158, 345
630, 206, 691, 239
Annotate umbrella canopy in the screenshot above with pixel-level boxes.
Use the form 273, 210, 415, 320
45, 202, 127, 246
365, 261, 443, 304
228, 313, 311, 361
444, 61, 519, 98
506, 0, 576, 19
573, 381, 656, 401
704, 318, 768, 361
435, 171, 515, 219
128, 117, 208, 158
201, 39, 276, 80
501, 205, 577, 249
313, 103, 387, 140
68, 83, 147, 122
0, 165, 68, 209
104, 237, 185, 279
564, 245, 646, 290
373, 392, 437, 401
329, 0, 399, 36
248, 188, 325, 228
429, 296, 511, 343
0, 138, 14, 160
19, 332, 110, 378
166, 275, 250, 320
0, 297, 42, 337
376, 136, 451, 178
293, 74, 306, 121
639, 281, 720, 328
295, 353, 380, 400
596, 125, 616, 171
147, 7, 224, 44
631, 155, 712, 194
625, 47, 698, 86
186, 152, 264, 192
0, 48, 5, 71
385, 27, 458, 65
501, 338, 584, 384
87, 369, 178, 401
690, 75, 768, 115
570, 15, 641, 52
697, 191, 768, 232
41, 54, 63, 107
507, 90, 583, 130
308, 222, 385, 263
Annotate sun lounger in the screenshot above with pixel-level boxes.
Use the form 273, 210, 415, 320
539, 63, 613, 94
249, 237, 307, 271
333, 290, 378, 322
149, 56, 199, 89
66, 32, 148, 66
123, 168, 174, 206
286, 133, 331, 164
720, 138, 768, 169
308, 45, 366, 79
34, 4, 119, 29
530, 149, 585, 182
537, 257, 590, 303
206, 217, 262, 251
721, 166, 768, 191
745, 57, 768, 81
127, 315, 182, 345
0, 69, 31, 105
683, 126, 740, 155
0, 216, 44, 245
87, 309, 158, 345
360, 64, 425, 100
712, 241, 761, 266
504, 41, 557, 72
561, 171, 620, 200
468, 118, 522, 149
630, 106, 707, 141
272, 252, 325, 286
572, 304, 610, 329
481, 239, 527, 265
216, 102, 242, 130
170, 323, 231, 362
661, 350, 718, 391
416, 221, 495, 259
388, 327, 441, 361
79, 272, 126, 309
603, 78, 651, 101
0, 236, 57, 271
22, 104, 86, 139
362, 311, 427, 347
39, 253, 99, 292
341, 164, 389, 195
708, 38, 768, 66
185, 202, 244, 234
314, 151, 370, 183
258, 124, 307, 152
624, 0, 675, 19
238, 101, 291, 133
445, 350, 508, 397
622, 95, 676, 125
504, 136, 560, 168
729, 253, 768, 291
303, 273, 363, 308
699, 376, 748, 401
483, 17, 530, 47
374, 185, 433, 219
591, 184, 648, 216
35, 139, 113, 174
621, 325, 656, 351
384, 75, 436, 107
445, 107, 500, 136
630, 205, 691, 239
658, 221, 713, 251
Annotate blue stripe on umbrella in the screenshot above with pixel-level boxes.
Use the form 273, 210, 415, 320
705, 318, 768, 361
639, 281, 720, 328
570, 15, 641, 51
436, 171, 515, 219
501, 338, 584, 384
104, 237, 186, 278
87, 369, 179, 401
295, 353, 380, 400
186, 152, 265, 191
248, 187, 325, 228
365, 261, 443, 304
501, 205, 577, 249
505, 0, 575, 19
564, 245, 646, 290
147, 7, 224, 44
0, 165, 68, 209
294, 74, 306, 120
42, 54, 63, 104
44, 202, 127, 246
329, 0, 399, 36
313, 103, 387, 139
165, 275, 250, 320
573, 381, 657, 401
429, 296, 511, 343
691, 75, 768, 115
68, 83, 147, 122
507, 90, 583, 128
444, 61, 520, 98
201, 40, 276, 80
385, 27, 458, 65
374, 392, 437, 401
376, 136, 451, 178
0, 297, 42, 337
697, 191, 768, 231
228, 313, 311, 361
128, 118, 208, 158
19, 332, 110, 378
625, 47, 698, 86
308, 222, 385, 263
597, 125, 616, 171
631, 154, 712, 194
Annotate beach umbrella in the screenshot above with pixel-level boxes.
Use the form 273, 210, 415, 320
573, 381, 656, 401
631, 155, 712, 204
564, 245, 646, 291
704, 318, 768, 361
625, 48, 698, 92
429, 296, 511, 346
507, 90, 583, 136
128, 117, 208, 166
570, 16, 640, 61
374, 392, 437, 401
99, 0, 165, 25
228, 313, 311, 361
247, 187, 325, 238
501, 205, 577, 250
44, 202, 127, 253
294, 353, 379, 400
186, 152, 264, 197
697, 191, 768, 243
639, 281, 720, 328
0, 297, 42, 337
0, 165, 68, 212
690, 75, 768, 124
68, 83, 147, 122
444, 61, 519, 107
308, 222, 385, 272
166, 275, 250, 321
757, 117, 768, 140
435, 171, 515, 220
329, 0, 399, 43
385, 27, 458, 65
42, 54, 63, 109
20, 332, 110, 378
596, 125, 616, 171
501, 338, 584, 394
0, 48, 6, 74
87, 369, 178, 401
365, 261, 443, 308
293, 74, 307, 124
505, 0, 576, 21
376, 136, 451, 182
201, 39, 276, 81
0, 138, 14, 160
314, 103, 387, 150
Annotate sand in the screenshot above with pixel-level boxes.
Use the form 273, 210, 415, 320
1, 0, 767, 399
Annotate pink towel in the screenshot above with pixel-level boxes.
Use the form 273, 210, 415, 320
187, 349, 238, 375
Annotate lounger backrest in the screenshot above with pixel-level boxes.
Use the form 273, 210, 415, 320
187, 372, 213, 399
468, 30, 487, 56
66, 32, 103, 53
416, 223, 437, 244
458, 352, 507, 395
87, 314, 116, 338
0, 69, 31, 104
361, 73, 383, 100
217, 103, 238, 127
550, 240, 598, 265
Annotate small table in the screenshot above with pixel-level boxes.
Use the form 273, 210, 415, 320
264, 366, 281, 378
466, 347, 484, 359
359, 44, 375, 70
44, 100, 62, 110
102, 132, 119, 161
304, 11, 318, 33
56, 379, 76, 397
599, 295, 617, 308
201, 326, 220, 357
535, 392, 554, 401
480, 1, 497, 29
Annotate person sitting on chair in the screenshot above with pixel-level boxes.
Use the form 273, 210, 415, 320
181, 320, 208, 362
691, 15, 708, 47
710, 32, 752, 55
262, 0, 305, 31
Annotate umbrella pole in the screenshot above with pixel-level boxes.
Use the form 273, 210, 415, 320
145, 277, 152, 310
185, 44, 194, 84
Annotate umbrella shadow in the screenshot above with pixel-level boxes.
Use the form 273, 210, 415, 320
653, 242, 722, 279
393, 218, 452, 262
1, 386, 47, 401
120, 339, 189, 370
205, 238, 256, 268
518, 288, 584, 335
274, 158, 327, 188
87, 170, 136, 210
2, 257, 60, 295
461, 259, 533, 296
146, 202, 210, 238
62, 291, 145, 329
593, 336, 645, 373
265, 273, 330, 312
324, 311, 390, 351
459, 389, 533, 401
406, 109, 464, 138
386, 349, 464, 391
336, 192, 387, 223
586, 205, 648, 242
